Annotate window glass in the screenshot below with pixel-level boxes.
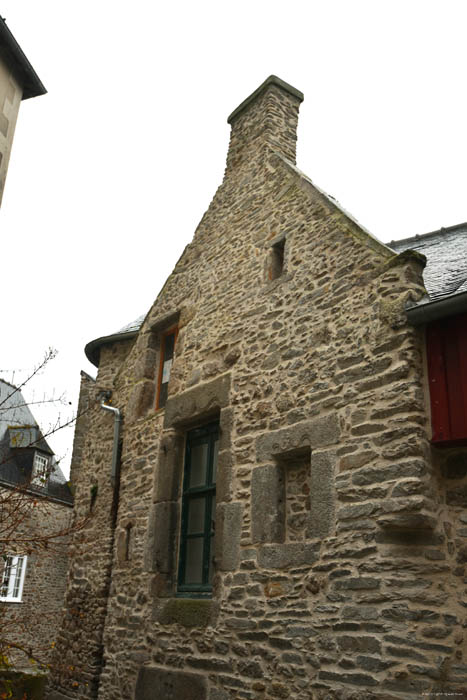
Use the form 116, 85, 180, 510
189, 443, 209, 488
187, 497, 206, 534
178, 422, 219, 594
0, 555, 27, 602
185, 539, 204, 584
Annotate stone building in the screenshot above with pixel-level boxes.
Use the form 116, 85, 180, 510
0, 379, 73, 667
50, 76, 467, 699
0, 17, 46, 205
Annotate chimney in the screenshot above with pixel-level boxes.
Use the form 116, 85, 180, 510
225, 75, 303, 176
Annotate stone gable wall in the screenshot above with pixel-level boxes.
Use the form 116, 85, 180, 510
51, 80, 467, 699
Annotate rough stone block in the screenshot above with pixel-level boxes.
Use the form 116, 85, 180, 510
216, 449, 233, 503
257, 541, 320, 569
153, 430, 185, 503
154, 598, 218, 628
144, 502, 179, 573
164, 374, 230, 428
256, 413, 339, 462
135, 666, 208, 700
446, 485, 467, 507
215, 502, 243, 570
307, 451, 335, 538
251, 464, 285, 544
219, 406, 234, 451
126, 379, 155, 422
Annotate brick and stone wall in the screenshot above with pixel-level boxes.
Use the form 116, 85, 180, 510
0, 489, 72, 668
50, 77, 467, 699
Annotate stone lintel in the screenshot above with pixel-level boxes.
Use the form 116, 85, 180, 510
164, 373, 231, 428
256, 413, 339, 462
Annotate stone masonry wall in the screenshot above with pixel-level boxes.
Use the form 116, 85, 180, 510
52, 78, 467, 699
0, 489, 72, 668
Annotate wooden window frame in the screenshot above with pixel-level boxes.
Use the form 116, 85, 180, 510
0, 554, 27, 602
32, 451, 49, 487
177, 422, 219, 596
155, 326, 178, 410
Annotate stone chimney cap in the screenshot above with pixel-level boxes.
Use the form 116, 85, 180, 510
227, 75, 304, 125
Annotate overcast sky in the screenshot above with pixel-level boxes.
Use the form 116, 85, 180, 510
1, 0, 466, 475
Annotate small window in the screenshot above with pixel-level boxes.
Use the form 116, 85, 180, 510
268, 238, 285, 281
426, 313, 467, 446
31, 452, 49, 487
156, 327, 178, 409
178, 422, 219, 595
0, 555, 27, 602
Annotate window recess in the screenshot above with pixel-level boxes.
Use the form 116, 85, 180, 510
155, 326, 178, 410
268, 237, 285, 281
178, 422, 219, 596
426, 312, 467, 446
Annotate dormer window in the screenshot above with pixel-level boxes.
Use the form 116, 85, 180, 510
32, 452, 49, 487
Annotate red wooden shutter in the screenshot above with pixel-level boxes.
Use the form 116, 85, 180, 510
427, 312, 467, 446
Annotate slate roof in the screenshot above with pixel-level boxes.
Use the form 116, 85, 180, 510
0, 379, 73, 505
85, 314, 146, 367
388, 223, 467, 304
0, 17, 46, 99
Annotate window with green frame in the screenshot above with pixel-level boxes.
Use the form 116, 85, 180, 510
178, 422, 219, 595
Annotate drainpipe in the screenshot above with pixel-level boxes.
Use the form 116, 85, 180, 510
100, 397, 122, 485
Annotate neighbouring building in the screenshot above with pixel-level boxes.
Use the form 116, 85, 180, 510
0, 379, 73, 667
50, 76, 467, 699
0, 16, 46, 205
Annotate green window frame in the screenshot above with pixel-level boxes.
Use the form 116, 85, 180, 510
178, 422, 219, 596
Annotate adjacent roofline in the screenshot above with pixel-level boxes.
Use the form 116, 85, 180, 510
406, 290, 467, 326
0, 477, 73, 507
0, 17, 46, 99
227, 75, 303, 125
387, 222, 467, 249
85, 329, 139, 367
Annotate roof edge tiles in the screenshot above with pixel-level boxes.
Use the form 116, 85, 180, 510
387, 222, 467, 249
227, 75, 304, 125
0, 17, 46, 99
85, 315, 145, 367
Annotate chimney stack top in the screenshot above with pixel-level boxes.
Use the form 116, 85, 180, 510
227, 75, 303, 125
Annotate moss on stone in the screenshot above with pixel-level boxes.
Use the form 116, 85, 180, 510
384, 248, 427, 270
159, 598, 214, 628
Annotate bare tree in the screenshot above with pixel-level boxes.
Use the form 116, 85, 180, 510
0, 350, 88, 692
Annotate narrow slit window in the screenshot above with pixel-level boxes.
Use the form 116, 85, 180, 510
156, 327, 178, 409
269, 238, 285, 280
